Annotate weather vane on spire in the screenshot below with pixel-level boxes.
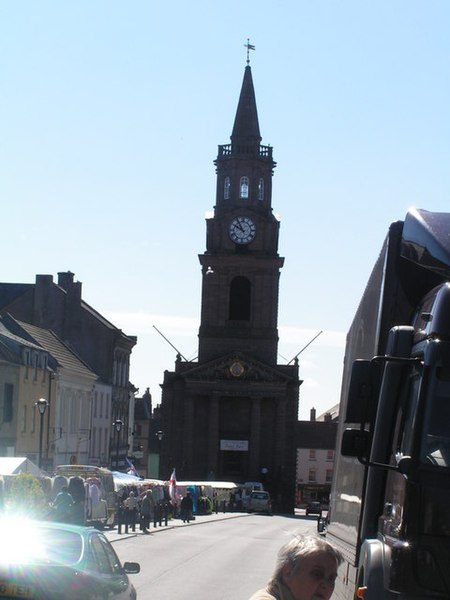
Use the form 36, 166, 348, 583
244, 38, 255, 65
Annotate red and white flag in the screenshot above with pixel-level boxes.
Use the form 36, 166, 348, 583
169, 468, 177, 501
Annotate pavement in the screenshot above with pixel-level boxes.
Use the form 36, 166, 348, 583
104, 511, 251, 543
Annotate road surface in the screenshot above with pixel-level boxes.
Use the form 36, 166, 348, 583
111, 512, 318, 599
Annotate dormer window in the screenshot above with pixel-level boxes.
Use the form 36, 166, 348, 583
258, 178, 264, 201
224, 177, 230, 199
239, 176, 249, 199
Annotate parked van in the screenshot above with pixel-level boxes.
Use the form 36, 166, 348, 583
247, 490, 272, 514
241, 481, 264, 509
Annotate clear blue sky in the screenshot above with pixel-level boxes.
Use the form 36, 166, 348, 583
2, 2, 450, 419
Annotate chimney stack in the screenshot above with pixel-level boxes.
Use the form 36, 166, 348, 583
58, 271, 75, 291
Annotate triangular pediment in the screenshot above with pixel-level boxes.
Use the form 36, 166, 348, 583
180, 352, 293, 384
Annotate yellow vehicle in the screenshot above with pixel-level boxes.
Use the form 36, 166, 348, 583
54, 465, 117, 528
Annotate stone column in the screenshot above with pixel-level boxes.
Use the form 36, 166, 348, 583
274, 397, 287, 510
183, 394, 194, 477
207, 393, 220, 477
249, 396, 261, 477
275, 397, 286, 466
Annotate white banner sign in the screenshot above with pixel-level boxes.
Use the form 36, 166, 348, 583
220, 439, 248, 451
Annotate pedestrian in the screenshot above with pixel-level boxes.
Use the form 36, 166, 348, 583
52, 486, 74, 523
116, 491, 127, 534
235, 488, 242, 511
67, 476, 86, 526
180, 491, 193, 523
123, 491, 139, 532
140, 489, 154, 534
249, 534, 343, 600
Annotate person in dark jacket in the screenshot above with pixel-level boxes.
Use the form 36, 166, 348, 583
52, 486, 74, 523
140, 490, 154, 533
180, 491, 193, 523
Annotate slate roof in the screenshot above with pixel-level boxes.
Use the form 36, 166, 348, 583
0, 278, 135, 342
0, 319, 43, 364
15, 319, 96, 380
0, 283, 32, 309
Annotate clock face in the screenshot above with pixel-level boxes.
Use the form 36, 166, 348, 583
229, 216, 256, 244
229, 361, 245, 377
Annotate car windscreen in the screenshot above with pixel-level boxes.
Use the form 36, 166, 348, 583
0, 523, 83, 566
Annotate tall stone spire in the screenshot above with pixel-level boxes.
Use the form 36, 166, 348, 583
230, 65, 261, 146
214, 64, 275, 214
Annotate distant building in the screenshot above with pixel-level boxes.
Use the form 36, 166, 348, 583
295, 407, 338, 507
132, 387, 153, 478
0, 271, 136, 470
0, 314, 113, 470
89, 382, 114, 467
0, 318, 54, 466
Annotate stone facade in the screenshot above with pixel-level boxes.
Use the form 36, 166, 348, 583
295, 409, 338, 507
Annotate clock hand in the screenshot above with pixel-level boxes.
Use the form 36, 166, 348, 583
236, 218, 245, 232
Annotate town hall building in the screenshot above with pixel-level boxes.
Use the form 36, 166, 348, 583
160, 62, 301, 513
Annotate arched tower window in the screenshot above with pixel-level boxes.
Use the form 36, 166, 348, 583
258, 178, 264, 201
239, 176, 249, 199
224, 177, 230, 199
229, 276, 251, 320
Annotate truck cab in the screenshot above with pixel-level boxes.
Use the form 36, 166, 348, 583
327, 209, 450, 599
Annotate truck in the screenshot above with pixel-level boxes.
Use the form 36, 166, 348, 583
326, 208, 450, 599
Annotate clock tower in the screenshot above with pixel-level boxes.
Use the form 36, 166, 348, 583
160, 63, 300, 513
198, 64, 283, 365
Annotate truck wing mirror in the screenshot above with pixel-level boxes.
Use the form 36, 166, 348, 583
346, 360, 374, 423
341, 428, 370, 460
342, 431, 415, 474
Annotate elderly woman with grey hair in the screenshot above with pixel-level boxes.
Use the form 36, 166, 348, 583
249, 535, 343, 600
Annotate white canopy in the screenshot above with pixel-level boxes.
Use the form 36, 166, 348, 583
111, 470, 142, 490
0, 457, 46, 477
175, 481, 238, 490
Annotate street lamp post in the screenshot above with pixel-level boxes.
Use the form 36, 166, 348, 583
155, 430, 164, 477
113, 419, 123, 470
35, 398, 48, 470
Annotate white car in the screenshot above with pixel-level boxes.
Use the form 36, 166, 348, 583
247, 491, 272, 514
